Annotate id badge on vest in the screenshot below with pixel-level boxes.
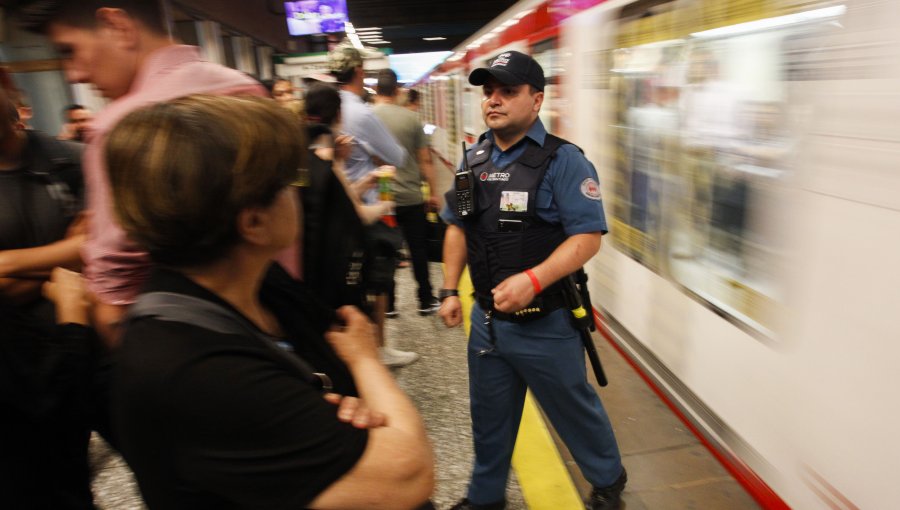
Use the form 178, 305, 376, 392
499, 190, 528, 232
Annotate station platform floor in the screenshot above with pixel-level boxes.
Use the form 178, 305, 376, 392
88, 261, 762, 509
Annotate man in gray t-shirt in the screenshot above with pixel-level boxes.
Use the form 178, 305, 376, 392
373, 70, 440, 315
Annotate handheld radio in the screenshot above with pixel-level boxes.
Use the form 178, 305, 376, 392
455, 141, 476, 217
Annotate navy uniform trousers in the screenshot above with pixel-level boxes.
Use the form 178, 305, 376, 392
466, 302, 623, 504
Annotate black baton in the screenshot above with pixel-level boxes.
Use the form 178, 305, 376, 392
562, 273, 608, 387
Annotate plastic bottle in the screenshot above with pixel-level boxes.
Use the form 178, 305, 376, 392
377, 168, 397, 227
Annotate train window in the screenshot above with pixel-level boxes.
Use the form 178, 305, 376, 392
609, 1, 844, 335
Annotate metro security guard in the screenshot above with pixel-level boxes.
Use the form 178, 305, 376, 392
438, 51, 627, 510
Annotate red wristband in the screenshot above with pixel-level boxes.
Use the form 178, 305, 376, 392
524, 269, 542, 295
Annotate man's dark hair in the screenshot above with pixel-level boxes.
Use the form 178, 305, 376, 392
376, 69, 398, 97
16, 0, 168, 34
333, 67, 356, 85
406, 88, 419, 105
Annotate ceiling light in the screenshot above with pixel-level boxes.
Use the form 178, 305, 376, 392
355, 27, 382, 32
423, 37, 447, 41
370, 40, 391, 45
347, 33, 364, 49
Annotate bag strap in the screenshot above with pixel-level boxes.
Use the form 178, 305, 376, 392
125, 292, 332, 391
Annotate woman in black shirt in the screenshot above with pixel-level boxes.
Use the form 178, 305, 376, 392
104, 95, 433, 509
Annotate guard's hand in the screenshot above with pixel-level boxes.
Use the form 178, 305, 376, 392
323, 393, 387, 429
325, 306, 379, 366
491, 272, 535, 313
438, 296, 462, 328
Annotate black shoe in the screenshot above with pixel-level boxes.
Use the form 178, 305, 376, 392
448, 498, 506, 510
588, 468, 627, 510
417, 297, 441, 316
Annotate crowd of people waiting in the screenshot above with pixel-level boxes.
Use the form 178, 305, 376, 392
1, 0, 441, 508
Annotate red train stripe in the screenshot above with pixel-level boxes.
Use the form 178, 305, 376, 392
592, 309, 792, 510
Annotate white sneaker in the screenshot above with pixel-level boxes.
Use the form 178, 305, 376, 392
379, 347, 420, 367
417, 297, 441, 316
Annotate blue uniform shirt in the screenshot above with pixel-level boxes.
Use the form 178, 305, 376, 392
441, 119, 608, 236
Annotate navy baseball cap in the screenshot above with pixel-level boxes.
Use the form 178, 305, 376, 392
469, 51, 545, 91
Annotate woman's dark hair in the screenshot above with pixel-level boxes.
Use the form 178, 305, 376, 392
305, 83, 341, 139
105, 95, 305, 268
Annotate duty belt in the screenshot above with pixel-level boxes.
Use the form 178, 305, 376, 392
476, 292, 566, 323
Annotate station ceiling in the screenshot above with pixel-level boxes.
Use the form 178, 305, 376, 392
175, 0, 519, 54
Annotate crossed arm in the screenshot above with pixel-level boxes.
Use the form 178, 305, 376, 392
0, 234, 85, 304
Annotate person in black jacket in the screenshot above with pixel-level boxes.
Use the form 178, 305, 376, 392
304, 83, 419, 367
300, 83, 369, 311
0, 84, 106, 510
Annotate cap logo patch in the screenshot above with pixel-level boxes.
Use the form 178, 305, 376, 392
492, 53, 512, 68
580, 178, 602, 200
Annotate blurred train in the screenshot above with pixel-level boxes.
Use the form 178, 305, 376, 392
417, 0, 900, 508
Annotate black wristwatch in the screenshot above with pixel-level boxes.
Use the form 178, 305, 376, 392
438, 288, 459, 301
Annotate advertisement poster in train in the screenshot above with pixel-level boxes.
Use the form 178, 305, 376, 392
605, 0, 832, 334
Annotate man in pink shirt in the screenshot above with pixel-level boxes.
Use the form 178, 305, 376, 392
19, 0, 265, 344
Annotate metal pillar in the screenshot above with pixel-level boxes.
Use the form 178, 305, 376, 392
231, 36, 257, 76
195, 20, 225, 65
256, 45, 274, 80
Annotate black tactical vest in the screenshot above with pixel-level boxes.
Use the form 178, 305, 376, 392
446, 133, 575, 297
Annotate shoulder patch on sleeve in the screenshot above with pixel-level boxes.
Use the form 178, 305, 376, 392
580, 178, 602, 201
